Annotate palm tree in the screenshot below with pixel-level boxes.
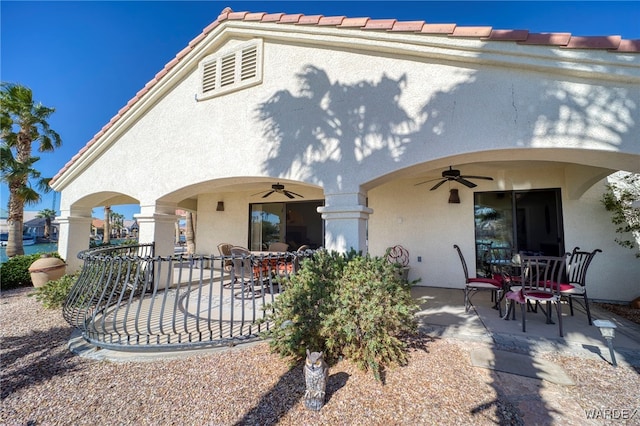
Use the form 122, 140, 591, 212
36, 208, 57, 239
1, 82, 61, 257
110, 211, 124, 238
185, 211, 196, 255
103, 206, 111, 244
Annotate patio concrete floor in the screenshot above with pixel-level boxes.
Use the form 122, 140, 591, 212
412, 286, 640, 367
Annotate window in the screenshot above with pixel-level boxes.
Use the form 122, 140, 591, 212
198, 39, 263, 100
474, 189, 564, 277
249, 201, 324, 251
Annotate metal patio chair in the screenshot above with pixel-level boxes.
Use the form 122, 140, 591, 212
561, 247, 602, 326
454, 244, 504, 315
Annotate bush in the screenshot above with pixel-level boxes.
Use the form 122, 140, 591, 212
0, 252, 63, 290
30, 272, 79, 309
263, 250, 419, 381
263, 249, 355, 361
322, 255, 418, 381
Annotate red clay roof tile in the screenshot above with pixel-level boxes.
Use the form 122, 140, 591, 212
389, 21, 426, 32
297, 15, 323, 25
227, 11, 249, 21
420, 23, 456, 34
362, 19, 397, 30
518, 32, 572, 46
564, 35, 622, 50
317, 16, 346, 26
261, 13, 285, 22
451, 26, 493, 38
485, 30, 529, 41
244, 12, 266, 21
278, 13, 303, 24
617, 39, 640, 52
339, 17, 369, 28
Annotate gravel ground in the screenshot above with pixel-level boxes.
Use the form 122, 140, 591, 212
2, 287, 639, 426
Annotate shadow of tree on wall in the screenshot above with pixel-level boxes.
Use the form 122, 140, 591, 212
257, 62, 636, 189
257, 65, 415, 190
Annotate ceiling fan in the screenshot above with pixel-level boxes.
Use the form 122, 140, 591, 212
415, 166, 494, 191
252, 183, 304, 199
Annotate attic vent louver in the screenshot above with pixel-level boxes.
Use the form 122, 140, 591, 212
198, 39, 263, 100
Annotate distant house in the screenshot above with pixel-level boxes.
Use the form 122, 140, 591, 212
23, 217, 59, 241
50, 7, 639, 302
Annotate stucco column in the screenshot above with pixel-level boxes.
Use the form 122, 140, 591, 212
56, 213, 93, 272
318, 192, 372, 254
134, 203, 179, 257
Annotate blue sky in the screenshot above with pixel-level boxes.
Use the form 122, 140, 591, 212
2, 1, 639, 220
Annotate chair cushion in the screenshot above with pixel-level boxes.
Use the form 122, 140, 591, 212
544, 281, 575, 292
506, 290, 525, 303
524, 291, 556, 300
468, 277, 502, 288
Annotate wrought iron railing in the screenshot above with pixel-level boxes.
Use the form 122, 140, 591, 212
63, 244, 312, 351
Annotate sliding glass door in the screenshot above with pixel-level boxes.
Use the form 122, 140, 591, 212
249, 200, 324, 251
474, 189, 564, 276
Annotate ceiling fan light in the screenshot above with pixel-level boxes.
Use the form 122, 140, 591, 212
448, 188, 461, 204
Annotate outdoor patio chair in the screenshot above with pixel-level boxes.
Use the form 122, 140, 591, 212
517, 254, 569, 337
268, 242, 289, 252
230, 246, 269, 298
561, 247, 602, 326
453, 244, 504, 315
217, 243, 234, 272
489, 246, 520, 286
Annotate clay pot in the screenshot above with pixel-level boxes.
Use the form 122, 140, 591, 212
28, 255, 67, 288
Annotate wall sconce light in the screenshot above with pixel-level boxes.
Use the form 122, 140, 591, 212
448, 188, 460, 204
593, 319, 617, 367
216, 201, 225, 212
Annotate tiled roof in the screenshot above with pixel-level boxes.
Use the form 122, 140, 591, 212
50, 7, 640, 185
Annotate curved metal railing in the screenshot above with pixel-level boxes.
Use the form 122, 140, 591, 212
63, 244, 311, 351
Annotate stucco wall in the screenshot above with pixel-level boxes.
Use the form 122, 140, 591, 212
57, 36, 640, 211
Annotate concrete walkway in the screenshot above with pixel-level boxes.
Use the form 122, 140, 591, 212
411, 286, 640, 367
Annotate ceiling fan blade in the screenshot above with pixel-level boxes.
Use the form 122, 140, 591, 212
283, 191, 296, 199
415, 177, 441, 186
456, 177, 477, 188
261, 190, 275, 198
461, 175, 494, 181
285, 190, 303, 198
429, 179, 447, 191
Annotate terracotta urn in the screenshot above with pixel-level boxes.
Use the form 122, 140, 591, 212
28, 255, 67, 288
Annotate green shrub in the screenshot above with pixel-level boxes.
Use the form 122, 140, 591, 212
30, 272, 79, 309
263, 249, 355, 361
263, 249, 419, 381
0, 252, 63, 290
322, 255, 418, 381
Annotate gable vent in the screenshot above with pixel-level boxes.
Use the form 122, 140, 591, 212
198, 39, 263, 100
202, 61, 217, 93
241, 45, 257, 81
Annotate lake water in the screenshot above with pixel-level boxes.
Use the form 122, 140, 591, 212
0, 242, 59, 264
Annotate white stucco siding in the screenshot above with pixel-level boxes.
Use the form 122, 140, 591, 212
195, 193, 249, 253
57, 37, 638, 210
562, 180, 640, 302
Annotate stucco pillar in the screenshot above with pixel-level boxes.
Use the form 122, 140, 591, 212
134, 203, 179, 257
56, 213, 93, 272
318, 192, 372, 254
